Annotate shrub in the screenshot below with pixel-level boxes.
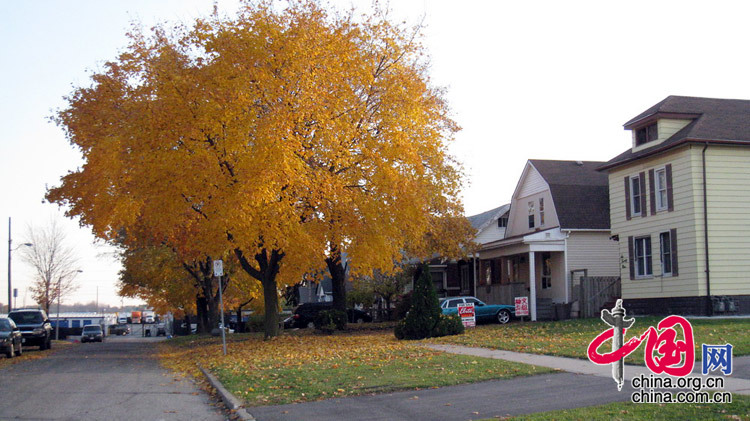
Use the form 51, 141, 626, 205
394, 263, 442, 340
314, 309, 347, 333
245, 314, 266, 332
432, 314, 465, 337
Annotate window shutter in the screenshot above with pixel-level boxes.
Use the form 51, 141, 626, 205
648, 169, 656, 215
639, 172, 647, 218
666, 164, 674, 212
670, 228, 678, 276
628, 236, 635, 280
624, 177, 631, 220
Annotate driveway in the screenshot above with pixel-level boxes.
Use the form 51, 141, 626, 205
0, 336, 226, 420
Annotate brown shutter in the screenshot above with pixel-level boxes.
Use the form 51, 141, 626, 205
639, 172, 647, 218
648, 169, 656, 215
628, 236, 635, 280
666, 164, 674, 212
670, 228, 678, 276
624, 177, 631, 220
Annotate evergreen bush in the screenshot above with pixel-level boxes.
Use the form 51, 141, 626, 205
394, 263, 442, 340
314, 309, 347, 332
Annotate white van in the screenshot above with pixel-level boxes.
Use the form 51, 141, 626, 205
118, 316, 128, 324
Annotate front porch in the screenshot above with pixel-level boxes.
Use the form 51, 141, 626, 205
477, 229, 570, 321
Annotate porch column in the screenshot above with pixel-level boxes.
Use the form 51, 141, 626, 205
529, 251, 537, 321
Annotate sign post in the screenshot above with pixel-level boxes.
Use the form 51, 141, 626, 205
515, 296, 530, 321
213, 260, 227, 356
457, 303, 476, 328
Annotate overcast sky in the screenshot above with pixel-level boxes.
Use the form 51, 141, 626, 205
3, 0, 750, 308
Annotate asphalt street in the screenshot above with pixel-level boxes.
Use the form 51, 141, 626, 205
0, 335, 226, 421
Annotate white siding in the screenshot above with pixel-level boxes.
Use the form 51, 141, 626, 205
506, 190, 559, 238
475, 225, 507, 245
566, 231, 620, 277
517, 165, 548, 198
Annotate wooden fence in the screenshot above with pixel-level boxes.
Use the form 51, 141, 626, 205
575, 276, 621, 318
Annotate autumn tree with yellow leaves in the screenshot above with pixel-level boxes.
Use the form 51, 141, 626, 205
47, 0, 473, 338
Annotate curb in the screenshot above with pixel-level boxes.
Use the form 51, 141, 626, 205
198, 365, 256, 421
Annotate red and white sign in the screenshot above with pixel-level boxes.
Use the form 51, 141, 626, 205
515, 296, 529, 317
457, 303, 476, 327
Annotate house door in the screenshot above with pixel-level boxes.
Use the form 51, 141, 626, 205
460, 265, 470, 295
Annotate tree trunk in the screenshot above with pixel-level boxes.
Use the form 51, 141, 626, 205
196, 295, 209, 334
235, 247, 284, 339
325, 246, 347, 314
384, 295, 393, 321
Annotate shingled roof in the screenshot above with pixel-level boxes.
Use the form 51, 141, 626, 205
467, 204, 510, 231
600, 96, 750, 170
528, 160, 610, 230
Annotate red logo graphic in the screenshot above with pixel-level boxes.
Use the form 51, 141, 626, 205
588, 315, 695, 377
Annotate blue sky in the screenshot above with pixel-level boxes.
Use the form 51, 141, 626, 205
3, 0, 750, 307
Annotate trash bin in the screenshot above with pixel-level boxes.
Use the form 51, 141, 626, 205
554, 303, 572, 320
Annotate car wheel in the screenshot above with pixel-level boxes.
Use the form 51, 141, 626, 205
6, 347, 13, 358
356, 318, 364, 324
306, 321, 315, 329
496, 309, 511, 324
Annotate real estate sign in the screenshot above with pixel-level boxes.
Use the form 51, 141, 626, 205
515, 296, 529, 317
457, 303, 476, 327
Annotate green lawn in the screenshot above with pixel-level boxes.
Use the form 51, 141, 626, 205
503, 394, 750, 420
159, 329, 553, 406
431, 317, 750, 366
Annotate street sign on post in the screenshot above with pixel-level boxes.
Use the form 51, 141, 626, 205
213, 260, 224, 277
515, 296, 529, 317
213, 260, 227, 356
457, 303, 476, 328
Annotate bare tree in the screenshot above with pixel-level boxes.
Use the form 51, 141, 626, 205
19, 219, 81, 314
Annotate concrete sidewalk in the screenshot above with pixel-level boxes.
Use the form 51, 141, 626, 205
426, 344, 750, 396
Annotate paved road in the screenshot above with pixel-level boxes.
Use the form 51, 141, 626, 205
0, 336, 226, 421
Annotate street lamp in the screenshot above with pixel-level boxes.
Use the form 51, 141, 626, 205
7, 217, 33, 313
56, 269, 82, 340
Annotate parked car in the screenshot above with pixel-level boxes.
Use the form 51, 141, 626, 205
0, 317, 23, 358
110, 324, 130, 336
286, 302, 373, 328
156, 323, 167, 336
440, 296, 515, 324
118, 316, 128, 324
7, 308, 52, 350
81, 325, 104, 343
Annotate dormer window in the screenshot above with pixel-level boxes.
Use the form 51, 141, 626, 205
635, 123, 658, 146
497, 216, 508, 228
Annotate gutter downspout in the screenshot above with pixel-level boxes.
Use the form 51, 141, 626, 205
702, 143, 712, 316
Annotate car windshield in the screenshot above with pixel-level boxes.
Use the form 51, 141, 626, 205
9, 312, 43, 324
0, 319, 12, 332
83, 325, 102, 333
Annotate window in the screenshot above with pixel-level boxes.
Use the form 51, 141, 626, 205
634, 236, 653, 277
528, 201, 535, 229
660, 231, 672, 276
655, 168, 668, 211
446, 299, 463, 308
430, 271, 445, 293
635, 123, 658, 146
539, 198, 545, 226
465, 298, 482, 306
541, 252, 552, 289
497, 217, 508, 228
630, 176, 642, 216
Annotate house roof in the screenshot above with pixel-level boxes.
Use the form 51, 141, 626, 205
601, 96, 750, 170
528, 159, 610, 230
467, 204, 510, 231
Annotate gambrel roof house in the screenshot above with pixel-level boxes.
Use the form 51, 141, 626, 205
468, 203, 511, 245
476, 160, 619, 320
599, 95, 750, 316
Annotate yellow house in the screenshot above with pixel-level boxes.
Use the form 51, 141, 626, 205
599, 96, 750, 316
